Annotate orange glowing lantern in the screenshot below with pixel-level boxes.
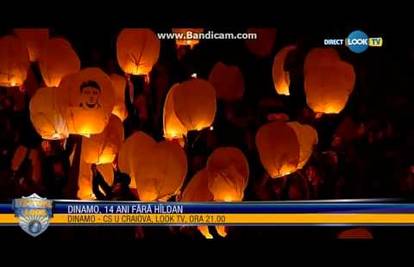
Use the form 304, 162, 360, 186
133, 140, 187, 201
181, 168, 214, 239
304, 58, 356, 114
29, 87, 69, 140
172, 28, 204, 49
14, 28, 49, 62
181, 168, 213, 202
208, 62, 244, 101
272, 45, 296, 96
118, 131, 157, 189
173, 78, 216, 132
245, 28, 277, 58
59, 68, 115, 137
163, 83, 187, 141
81, 115, 124, 165
116, 28, 160, 76
304, 48, 340, 73
255, 121, 300, 178
0, 35, 30, 87
287, 122, 318, 169
207, 147, 249, 202
38, 38, 80, 87
109, 73, 128, 121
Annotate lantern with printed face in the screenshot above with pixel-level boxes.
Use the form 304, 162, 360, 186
38, 38, 80, 87
59, 68, 115, 136
30, 87, 69, 140
0, 35, 30, 87
208, 62, 244, 102
116, 28, 160, 76
272, 45, 296, 96
172, 78, 217, 132
14, 28, 49, 62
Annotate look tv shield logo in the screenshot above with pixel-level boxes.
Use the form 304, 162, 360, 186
13, 194, 53, 237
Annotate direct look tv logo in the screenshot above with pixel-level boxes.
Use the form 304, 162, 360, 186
324, 30, 383, 53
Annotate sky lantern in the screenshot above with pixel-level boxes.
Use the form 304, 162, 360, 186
245, 28, 277, 58
172, 28, 203, 49
38, 38, 80, 87
304, 54, 356, 114
59, 68, 115, 137
304, 48, 340, 73
116, 28, 160, 76
181, 168, 213, 202
207, 147, 249, 202
287, 122, 318, 169
81, 115, 124, 165
77, 158, 115, 200
272, 45, 296, 96
163, 83, 187, 143
256, 121, 300, 178
29, 87, 69, 140
208, 62, 244, 101
172, 78, 216, 132
14, 28, 49, 62
0, 35, 30, 87
181, 168, 214, 239
118, 131, 157, 190
133, 140, 187, 201
109, 73, 128, 121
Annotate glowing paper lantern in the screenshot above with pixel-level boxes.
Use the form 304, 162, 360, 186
133, 141, 187, 201
118, 131, 157, 189
29, 87, 69, 140
0, 35, 30, 87
245, 28, 276, 58
14, 28, 49, 62
109, 73, 128, 121
38, 38, 80, 87
173, 78, 216, 131
304, 48, 340, 73
172, 28, 203, 49
207, 147, 249, 202
208, 62, 244, 101
59, 68, 115, 136
304, 59, 356, 114
181, 168, 213, 202
163, 84, 187, 141
287, 122, 318, 169
256, 121, 300, 178
181, 168, 214, 239
82, 115, 124, 165
272, 45, 296, 96
116, 28, 160, 76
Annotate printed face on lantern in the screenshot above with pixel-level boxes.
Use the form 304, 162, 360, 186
80, 80, 101, 109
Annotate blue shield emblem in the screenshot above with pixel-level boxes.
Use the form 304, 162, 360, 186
13, 194, 53, 237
